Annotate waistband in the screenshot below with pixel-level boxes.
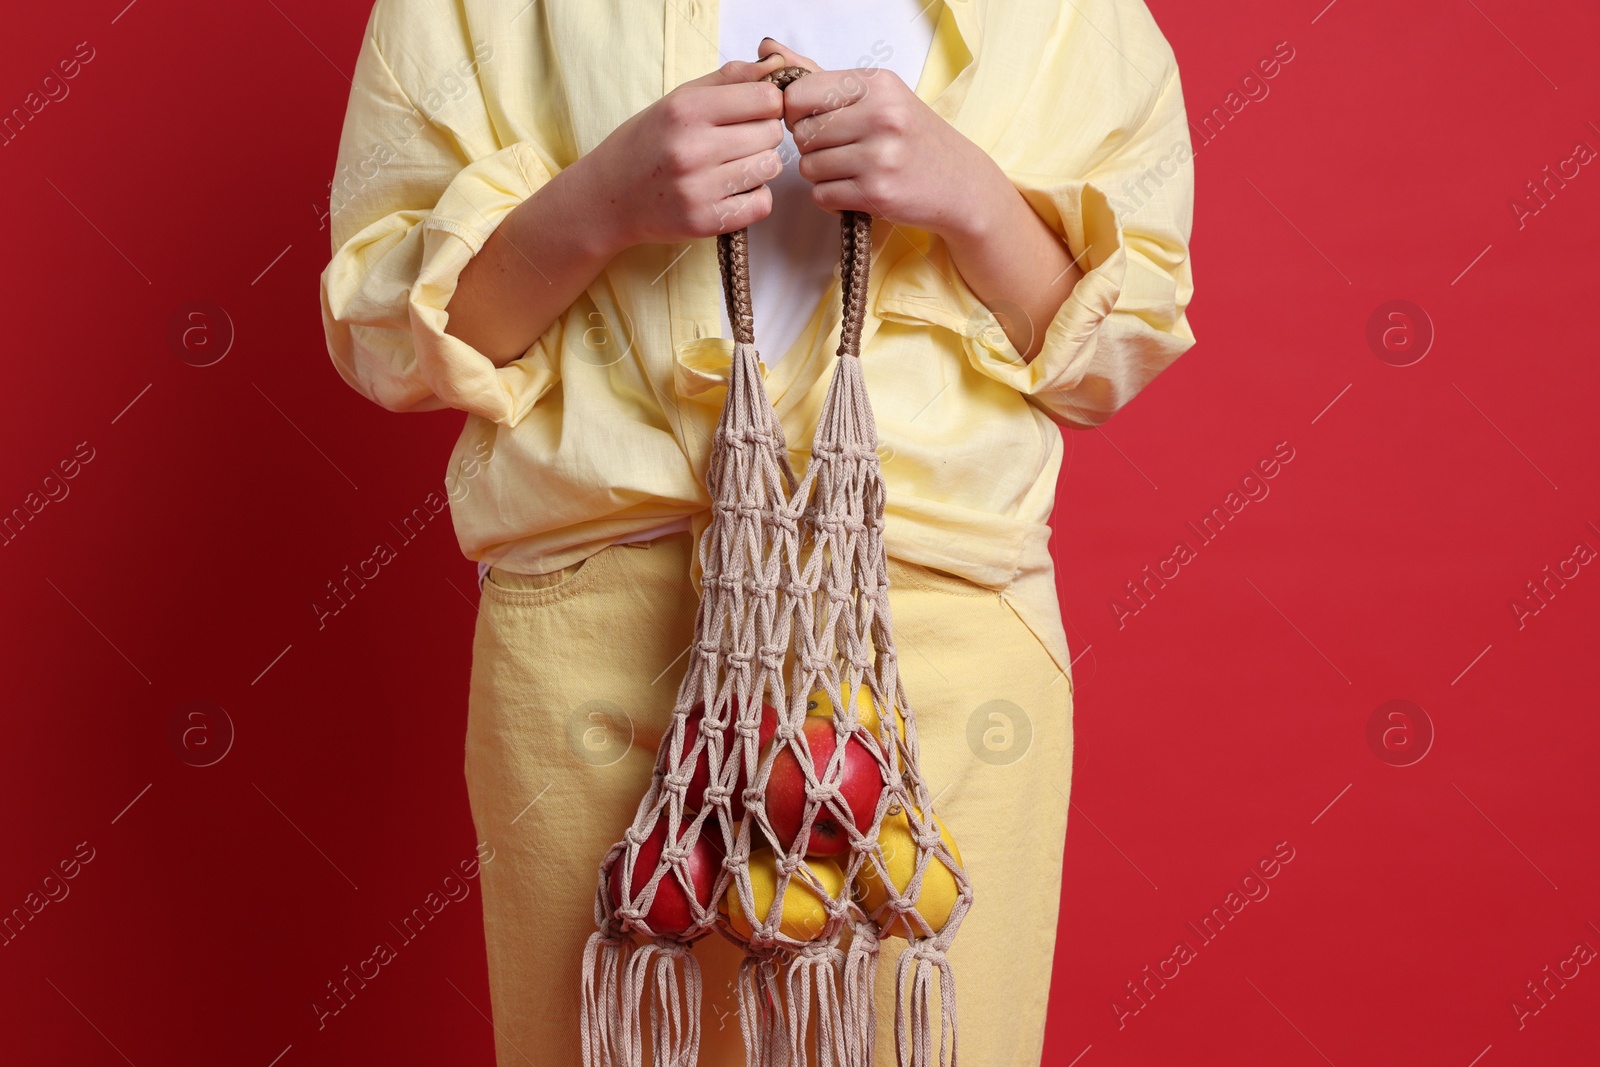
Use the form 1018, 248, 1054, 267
477, 522, 1073, 689
483, 528, 943, 591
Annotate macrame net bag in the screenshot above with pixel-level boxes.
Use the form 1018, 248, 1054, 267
580, 64, 972, 1067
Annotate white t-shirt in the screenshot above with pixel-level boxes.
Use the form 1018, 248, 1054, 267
715, 1, 939, 368
482, 2, 938, 585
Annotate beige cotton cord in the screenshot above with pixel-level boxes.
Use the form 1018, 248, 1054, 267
580, 63, 973, 1067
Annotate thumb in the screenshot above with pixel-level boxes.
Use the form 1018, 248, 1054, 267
757, 37, 820, 75
687, 50, 788, 88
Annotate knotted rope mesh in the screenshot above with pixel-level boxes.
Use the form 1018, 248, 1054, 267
580, 64, 972, 1067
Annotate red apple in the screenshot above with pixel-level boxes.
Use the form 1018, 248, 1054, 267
673, 696, 779, 821
608, 819, 721, 936
765, 718, 884, 857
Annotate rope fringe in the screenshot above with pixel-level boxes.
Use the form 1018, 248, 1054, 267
738, 954, 788, 1066
843, 921, 881, 1067
895, 942, 960, 1067
581, 930, 630, 1067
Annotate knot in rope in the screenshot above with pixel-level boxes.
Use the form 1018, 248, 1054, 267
799, 653, 833, 676
824, 895, 854, 923
797, 938, 841, 962
807, 780, 844, 807
887, 893, 919, 916
652, 936, 694, 958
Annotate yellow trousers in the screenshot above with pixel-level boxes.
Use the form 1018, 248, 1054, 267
465, 529, 1074, 1065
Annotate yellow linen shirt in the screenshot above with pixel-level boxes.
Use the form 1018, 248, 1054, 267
318, 0, 1197, 684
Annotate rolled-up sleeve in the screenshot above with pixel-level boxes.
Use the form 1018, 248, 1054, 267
319, 5, 560, 427
933, 31, 1197, 429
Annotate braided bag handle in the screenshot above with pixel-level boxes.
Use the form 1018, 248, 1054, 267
715, 71, 873, 359
581, 63, 972, 1067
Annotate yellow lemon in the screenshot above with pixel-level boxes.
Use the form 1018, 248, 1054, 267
856, 805, 963, 938
724, 849, 844, 942
806, 682, 902, 741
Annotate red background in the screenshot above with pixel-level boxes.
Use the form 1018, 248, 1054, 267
3, 1, 1597, 1064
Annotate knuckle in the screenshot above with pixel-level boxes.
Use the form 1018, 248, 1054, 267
748, 185, 774, 222
663, 141, 697, 176
658, 93, 688, 126
725, 171, 757, 204
726, 159, 756, 191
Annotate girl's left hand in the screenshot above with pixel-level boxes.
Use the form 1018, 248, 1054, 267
757, 36, 997, 242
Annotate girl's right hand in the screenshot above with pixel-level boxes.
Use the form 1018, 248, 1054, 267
587, 53, 790, 250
